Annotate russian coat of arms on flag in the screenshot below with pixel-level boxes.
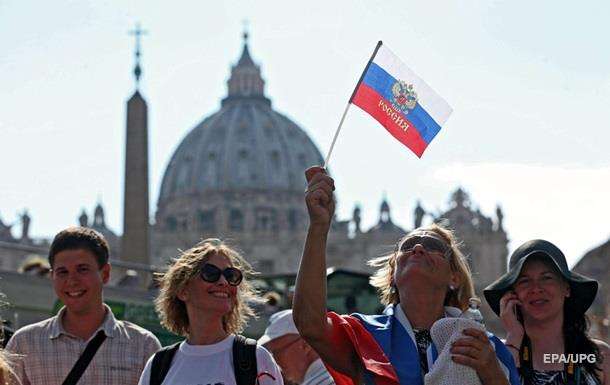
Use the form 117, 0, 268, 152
350, 42, 452, 158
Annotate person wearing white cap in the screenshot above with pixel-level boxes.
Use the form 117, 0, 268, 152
259, 310, 335, 385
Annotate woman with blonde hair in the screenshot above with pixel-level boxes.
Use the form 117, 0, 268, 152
293, 167, 520, 385
138, 238, 282, 385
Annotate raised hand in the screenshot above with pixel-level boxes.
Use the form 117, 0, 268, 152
304, 166, 335, 229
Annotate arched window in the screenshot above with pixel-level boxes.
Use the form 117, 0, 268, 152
198, 210, 216, 232
229, 209, 244, 231
237, 149, 249, 181
204, 152, 218, 187
270, 151, 280, 167
298, 153, 307, 167
270, 151, 281, 185
255, 207, 278, 231
176, 156, 193, 192
166, 217, 177, 232
288, 209, 299, 231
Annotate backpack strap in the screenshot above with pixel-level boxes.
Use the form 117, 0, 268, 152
232, 335, 258, 385
62, 330, 107, 385
149, 342, 181, 385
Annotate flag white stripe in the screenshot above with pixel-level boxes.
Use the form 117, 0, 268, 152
372, 44, 453, 126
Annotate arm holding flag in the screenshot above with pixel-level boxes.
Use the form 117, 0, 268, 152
293, 167, 365, 384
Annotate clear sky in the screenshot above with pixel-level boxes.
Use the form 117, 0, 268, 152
2, 1, 609, 267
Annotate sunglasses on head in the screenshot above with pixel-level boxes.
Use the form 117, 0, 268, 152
399, 234, 450, 256
199, 263, 243, 286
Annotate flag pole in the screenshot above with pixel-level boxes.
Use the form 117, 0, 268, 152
323, 102, 351, 168
323, 41, 383, 168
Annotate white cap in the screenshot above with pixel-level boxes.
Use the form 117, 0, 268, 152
257, 309, 300, 345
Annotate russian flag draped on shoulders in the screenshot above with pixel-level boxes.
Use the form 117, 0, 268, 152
322, 305, 520, 385
351, 42, 452, 158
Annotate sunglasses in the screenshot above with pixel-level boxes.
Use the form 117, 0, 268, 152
399, 234, 450, 257
199, 263, 243, 286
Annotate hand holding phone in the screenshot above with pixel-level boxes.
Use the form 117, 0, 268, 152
500, 291, 525, 345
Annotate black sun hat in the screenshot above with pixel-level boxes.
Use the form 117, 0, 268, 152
484, 239, 598, 316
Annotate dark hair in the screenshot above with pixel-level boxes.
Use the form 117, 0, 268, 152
564, 304, 602, 382
48, 227, 109, 268
517, 255, 603, 382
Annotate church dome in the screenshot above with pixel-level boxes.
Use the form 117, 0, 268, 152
158, 35, 323, 205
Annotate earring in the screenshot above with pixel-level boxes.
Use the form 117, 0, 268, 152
390, 285, 397, 294
449, 284, 456, 291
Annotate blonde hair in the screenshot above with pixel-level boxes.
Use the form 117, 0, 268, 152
0, 351, 16, 385
369, 223, 475, 311
0, 325, 17, 385
155, 238, 258, 337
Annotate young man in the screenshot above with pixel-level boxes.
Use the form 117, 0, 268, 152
259, 310, 335, 385
7, 227, 161, 385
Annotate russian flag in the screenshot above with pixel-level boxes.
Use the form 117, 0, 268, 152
351, 42, 452, 158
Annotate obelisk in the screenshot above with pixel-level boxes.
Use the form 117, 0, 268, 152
122, 23, 150, 266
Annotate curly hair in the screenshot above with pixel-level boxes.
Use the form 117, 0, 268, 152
0, 350, 16, 385
0, 318, 16, 385
369, 223, 475, 311
155, 238, 259, 337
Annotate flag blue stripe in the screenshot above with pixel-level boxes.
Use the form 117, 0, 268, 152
361, 62, 443, 144
489, 335, 521, 385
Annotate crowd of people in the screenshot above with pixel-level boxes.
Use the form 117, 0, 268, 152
0, 166, 607, 385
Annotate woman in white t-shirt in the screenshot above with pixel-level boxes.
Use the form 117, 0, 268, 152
138, 238, 283, 385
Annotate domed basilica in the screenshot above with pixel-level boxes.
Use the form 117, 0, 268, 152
152, 34, 324, 272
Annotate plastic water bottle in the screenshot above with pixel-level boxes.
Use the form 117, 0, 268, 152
460, 297, 485, 327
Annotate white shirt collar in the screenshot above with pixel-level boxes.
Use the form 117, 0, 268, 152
51, 304, 118, 340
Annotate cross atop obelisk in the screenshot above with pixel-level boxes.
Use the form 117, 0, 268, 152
129, 23, 148, 89
242, 19, 249, 43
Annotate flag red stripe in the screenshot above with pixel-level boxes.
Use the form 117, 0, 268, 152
352, 83, 428, 158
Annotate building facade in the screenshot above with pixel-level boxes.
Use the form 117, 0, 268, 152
0, 33, 520, 335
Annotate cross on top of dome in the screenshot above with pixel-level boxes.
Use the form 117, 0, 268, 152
238, 26, 255, 67
224, 30, 268, 104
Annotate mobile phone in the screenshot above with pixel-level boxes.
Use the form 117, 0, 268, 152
509, 291, 524, 324
515, 304, 523, 324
